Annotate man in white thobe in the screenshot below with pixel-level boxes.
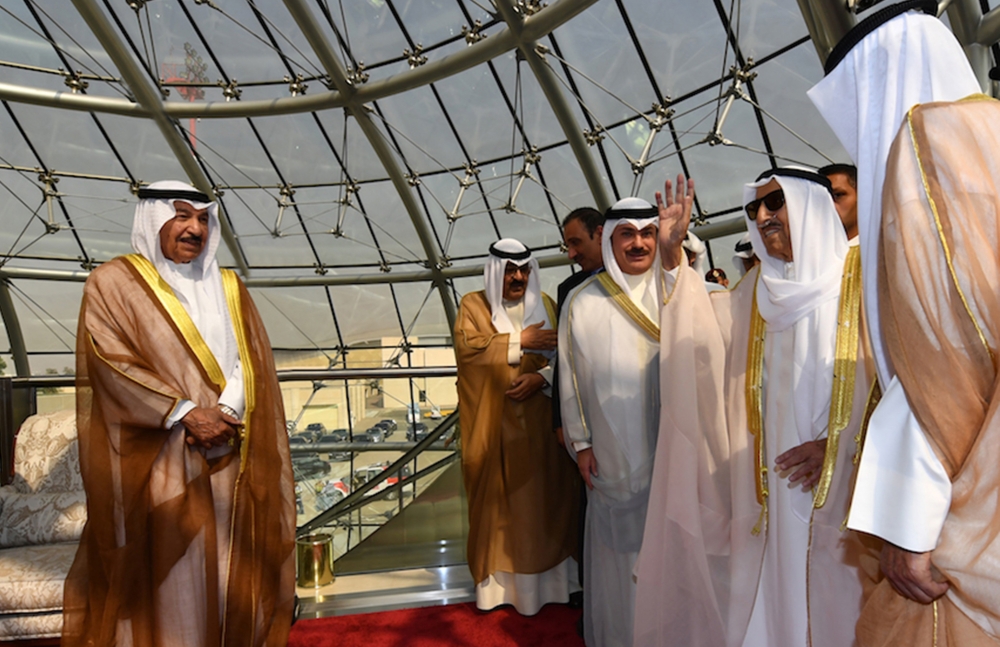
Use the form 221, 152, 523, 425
633, 169, 873, 647
559, 197, 667, 647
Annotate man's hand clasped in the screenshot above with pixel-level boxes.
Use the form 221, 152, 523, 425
506, 373, 546, 401
521, 321, 557, 351
880, 543, 950, 604
182, 406, 242, 449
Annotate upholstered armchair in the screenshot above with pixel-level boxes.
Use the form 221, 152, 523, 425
0, 410, 85, 642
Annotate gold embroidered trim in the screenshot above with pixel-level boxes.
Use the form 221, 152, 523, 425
219, 270, 255, 642
222, 269, 254, 471
814, 246, 862, 509
932, 599, 939, 647
596, 272, 660, 341
958, 93, 994, 103
122, 254, 227, 390
542, 293, 558, 329
907, 106, 994, 363
746, 249, 863, 531
746, 276, 768, 536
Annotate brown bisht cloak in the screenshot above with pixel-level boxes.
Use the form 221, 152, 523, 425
454, 291, 580, 585
857, 95, 1000, 646
64, 255, 296, 647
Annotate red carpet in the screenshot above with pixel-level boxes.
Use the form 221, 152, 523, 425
288, 602, 584, 646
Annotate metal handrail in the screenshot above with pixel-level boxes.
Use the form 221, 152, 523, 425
10, 366, 458, 388
297, 410, 459, 536
291, 441, 451, 453
328, 453, 459, 521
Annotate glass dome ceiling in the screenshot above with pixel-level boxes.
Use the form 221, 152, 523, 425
0, 0, 997, 375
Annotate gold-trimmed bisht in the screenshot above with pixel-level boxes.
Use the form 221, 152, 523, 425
123, 253, 227, 391
907, 100, 994, 364
221, 269, 254, 469
745, 245, 864, 535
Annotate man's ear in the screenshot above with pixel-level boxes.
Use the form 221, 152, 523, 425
593, 224, 603, 239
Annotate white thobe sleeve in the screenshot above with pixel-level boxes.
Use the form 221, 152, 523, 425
218, 359, 246, 419
537, 364, 553, 394
165, 399, 197, 429
506, 337, 522, 365
165, 359, 246, 428
558, 302, 590, 455
847, 376, 952, 552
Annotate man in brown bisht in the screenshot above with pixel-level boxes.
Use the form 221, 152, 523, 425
64, 181, 296, 646
454, 238, 580, 615
810, 2, 1000, 645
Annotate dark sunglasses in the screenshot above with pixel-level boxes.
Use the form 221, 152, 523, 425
744, 189, 785, 220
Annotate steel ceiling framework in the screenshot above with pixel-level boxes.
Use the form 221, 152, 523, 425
0, 0, 998, 376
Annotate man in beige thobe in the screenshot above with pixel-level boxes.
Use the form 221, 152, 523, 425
811, 3, 1000, 644
454, 238, 580, 616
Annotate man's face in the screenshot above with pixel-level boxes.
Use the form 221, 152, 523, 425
611, 223, 657, 275
826, 172, 858, 239
159, 200, 209, 263
502, 261, 530, 301
563, 219, 603, 273
752, 180, 793, 262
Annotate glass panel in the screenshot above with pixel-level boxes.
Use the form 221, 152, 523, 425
2, 103, 128, 179
750, 50, 850, 168
247, 285, 338, 351
7, 279, 82, 361
735, 0, 811, 61
325, 283, 404, 347
284, 374, 462, 571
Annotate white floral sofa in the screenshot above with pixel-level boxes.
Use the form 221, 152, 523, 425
0, 410, 85, 642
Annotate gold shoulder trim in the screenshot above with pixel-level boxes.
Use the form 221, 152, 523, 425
121, 254, 226, 390
906, 107, 994, 363
542, 293, 558, 329
221, 269, 255, 472
596, 272, 660, 341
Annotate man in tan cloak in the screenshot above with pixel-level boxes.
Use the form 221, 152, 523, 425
454, 238, 580, 616
810, 2, 1000, 644
64, 181, 296, 647
634, 169, 874, 647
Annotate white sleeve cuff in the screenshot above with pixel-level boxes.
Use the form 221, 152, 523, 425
847, 376, 952, 552
218, 359, 246, 419
507, 336, 522, 365
537, 365, 553, 395
572, 440, 592, 453
166, 399, 197, 429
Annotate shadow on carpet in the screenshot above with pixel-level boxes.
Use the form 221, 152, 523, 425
288, 601, 584, 646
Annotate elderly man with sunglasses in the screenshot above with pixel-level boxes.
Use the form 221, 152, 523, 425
633, 169, 876, 647
454, 239, 581, 616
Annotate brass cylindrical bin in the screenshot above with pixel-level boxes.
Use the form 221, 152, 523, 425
296, 533, 335, 588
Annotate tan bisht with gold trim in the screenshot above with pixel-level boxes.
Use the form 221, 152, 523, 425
854, 96, 1000, 647
64, 255, 296, 647
454, 290, 580, 599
